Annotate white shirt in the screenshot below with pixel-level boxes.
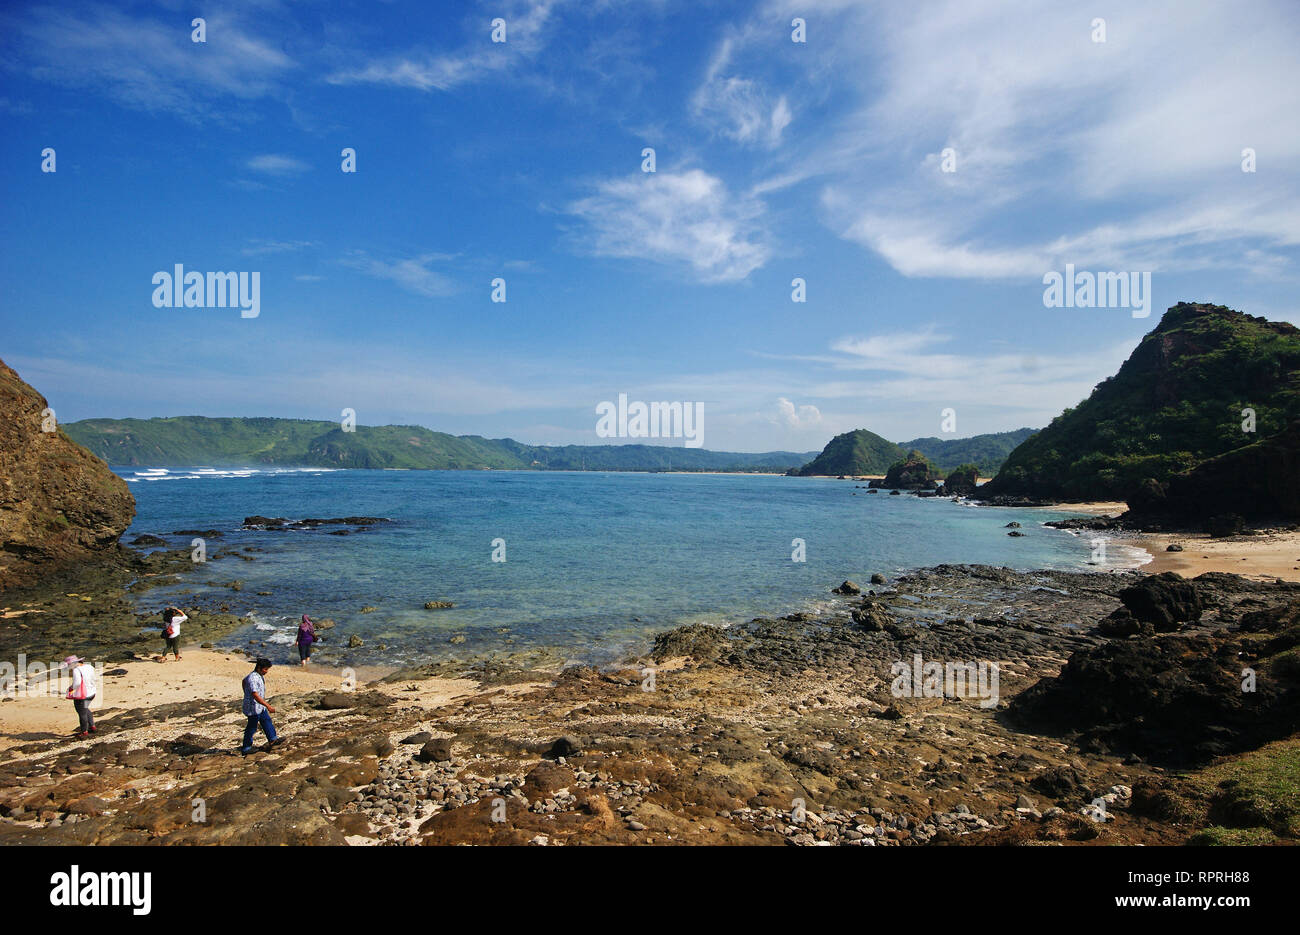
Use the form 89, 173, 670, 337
70, 663, 96, 700
166, 613, 187, 638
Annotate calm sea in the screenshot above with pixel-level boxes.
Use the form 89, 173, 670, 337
118, 468, 1146, 666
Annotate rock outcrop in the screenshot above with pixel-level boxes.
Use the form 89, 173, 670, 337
869, 451, 938, 490
0, 359, 135, 589
938, 464, 979, 497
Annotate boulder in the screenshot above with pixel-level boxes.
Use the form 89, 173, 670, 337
1118, 572, 1202, 630
417, 738, 453, 763
851, 602, 891, 632
832, 580, 861, 595
547, 736, 582, 759
1207, 513, 1245, 538
1095, 608, 1151, 638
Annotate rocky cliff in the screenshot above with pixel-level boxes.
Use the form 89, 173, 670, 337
0, 359, 135, 589
983, 303, 1300, 501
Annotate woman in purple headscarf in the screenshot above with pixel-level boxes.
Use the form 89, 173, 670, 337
296, 614, 317, 666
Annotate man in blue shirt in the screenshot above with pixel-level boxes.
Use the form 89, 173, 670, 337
240, 658, 284, 755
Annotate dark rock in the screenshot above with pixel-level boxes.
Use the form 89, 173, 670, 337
1118, 572, 1202, 630
547, 736, 582, 759
832, 580, 862, 595
1095, 608, 1151, 638
1166, 543, 1184, 552
1207, 513, 1245, 538
242, 516, 287, 528
851, 602, 890, 631
401, 732, 433, 745
417, 738, 453, 763
870, 573, 887, 585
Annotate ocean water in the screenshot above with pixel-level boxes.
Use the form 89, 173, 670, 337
118, 468, 1148, 666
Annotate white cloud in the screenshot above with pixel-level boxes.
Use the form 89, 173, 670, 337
715, 0, 1300, 282
566, 169, 771, 282
14, 5, 294, 119
326, 0, 559, 91
773, 397, 821, 429
692, 35, 793, 148
242, 239, 319, 255
342, 252, 459, 298
246, 155, 311, 176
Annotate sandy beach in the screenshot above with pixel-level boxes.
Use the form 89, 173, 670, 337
0, 649, 417, 750
1133, 530, 1300, 582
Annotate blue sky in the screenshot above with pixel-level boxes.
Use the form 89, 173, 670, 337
2, 0, 1298, 452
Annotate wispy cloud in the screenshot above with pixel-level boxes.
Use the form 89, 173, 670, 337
692, 36, 792, 148
246, 154, 311, 176
706, 0, 1300, 282
342, 252, 459, 298
242, 239, 319, 256
566, 169, 771, 282
12, 4, 294, 119
325, 0, 561, 91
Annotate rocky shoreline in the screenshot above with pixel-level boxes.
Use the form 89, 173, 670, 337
3, 560, 1297, 846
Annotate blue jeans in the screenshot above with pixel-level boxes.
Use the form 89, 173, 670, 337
241, 710, 277, 753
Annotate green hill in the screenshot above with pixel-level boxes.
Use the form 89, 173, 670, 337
795, 429, 905, 476
795, 427, 1038, 477
983, 303, 1300, 501
63, 416, 817, 473
901, 428, 1038, 475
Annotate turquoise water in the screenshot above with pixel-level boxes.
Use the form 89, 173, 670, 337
119, 468, 1143, 665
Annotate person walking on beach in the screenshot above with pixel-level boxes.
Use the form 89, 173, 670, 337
240, 658, 283, 755
295, 614, 317, 667
161, 606, 186, 662
62, 656, 96, 738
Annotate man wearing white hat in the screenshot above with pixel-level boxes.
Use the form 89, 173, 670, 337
61, 655, 97, 738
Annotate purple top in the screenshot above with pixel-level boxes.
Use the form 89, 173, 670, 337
297, 615, 315, 645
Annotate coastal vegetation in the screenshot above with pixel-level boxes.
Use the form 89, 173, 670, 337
64, 417, 818, 474
983, 303, 1300, 502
